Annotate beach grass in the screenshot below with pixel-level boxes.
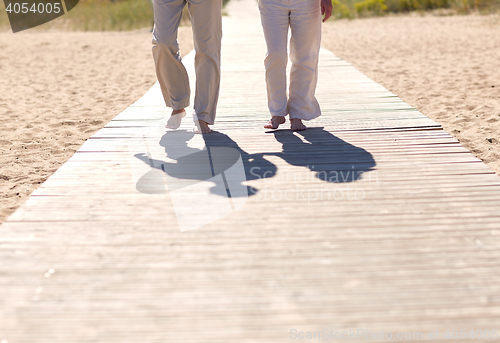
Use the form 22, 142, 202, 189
0, 2, 10, 29
63, 0, 156, 31
0, 0, 237, 31
0, 0, 498, 31
333, 0, 500, 18
0, 0, 189, 31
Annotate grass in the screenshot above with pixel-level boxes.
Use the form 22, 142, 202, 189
0, 0, 233, 31
63, 0, 155, 31
1, 0, 499, 32
0, 2, 10, 29
0, 0, 194, 31
333, 0, 500, 18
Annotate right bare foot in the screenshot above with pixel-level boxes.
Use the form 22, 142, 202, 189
166, 109, 186, 129
290, 118, 306, 131
193, 120, 212, 134
264, 116, 286, 129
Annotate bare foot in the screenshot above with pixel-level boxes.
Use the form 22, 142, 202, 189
290, 118, 306, 131
166, 109, 186, 129
264, 116, 286, 129
193, 120, 212, 134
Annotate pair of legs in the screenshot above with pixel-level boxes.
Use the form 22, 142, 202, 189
259, 0, 322, 131
152, 0, 222, 133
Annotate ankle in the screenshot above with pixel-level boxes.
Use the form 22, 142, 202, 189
172, 109, 185, 115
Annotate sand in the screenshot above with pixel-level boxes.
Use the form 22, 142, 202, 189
322, 13, 500, 175
0, 27, 193, 223
2, 13, 500, 224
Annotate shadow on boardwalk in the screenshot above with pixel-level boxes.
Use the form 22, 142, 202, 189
134, 128, 376, 197
134, 130, 276, 197
268, 127, 376, 183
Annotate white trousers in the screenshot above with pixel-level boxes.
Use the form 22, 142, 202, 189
259, 0, 322, 120
151, 0, 222, 125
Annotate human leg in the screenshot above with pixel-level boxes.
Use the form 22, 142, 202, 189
259, 0, 290, 129
288, 0, 322, 122
188, 0, 223, 130
152, 0, 191, 112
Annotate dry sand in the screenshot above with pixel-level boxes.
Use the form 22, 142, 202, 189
2, 14, 500, 224
322, 13, 500, 174
0, 27, 193, 223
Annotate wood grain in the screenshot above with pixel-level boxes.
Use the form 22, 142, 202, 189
1, 1, 500, 342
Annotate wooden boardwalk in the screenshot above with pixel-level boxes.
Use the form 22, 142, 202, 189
2, 0, 500, 342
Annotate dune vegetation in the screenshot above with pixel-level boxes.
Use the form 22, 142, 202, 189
0, 0, 188, 31
333, 0, 500, 18
0, 0, 499, 31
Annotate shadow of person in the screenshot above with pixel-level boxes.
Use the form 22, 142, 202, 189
269, 127, 376, 183
201, 130, 277, 184
134, 130, 277, 197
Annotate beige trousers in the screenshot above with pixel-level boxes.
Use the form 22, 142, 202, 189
152, 0, 222, 125
259, 0, 322, 120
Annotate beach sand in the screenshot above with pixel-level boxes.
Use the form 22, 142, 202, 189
2, 14, 500, 224
0, 27, 193, 223
322, 13, 500, 175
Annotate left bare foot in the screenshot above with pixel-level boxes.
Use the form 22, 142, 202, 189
193, 120, 212, 134
264, 116, 286, 129
290, 118, 306, 131
166, 109, 186, 129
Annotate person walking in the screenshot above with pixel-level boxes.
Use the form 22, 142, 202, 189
259, 0, 332, 131
151, 0, 223, 134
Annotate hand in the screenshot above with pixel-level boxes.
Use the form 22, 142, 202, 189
321, 0, 333, 22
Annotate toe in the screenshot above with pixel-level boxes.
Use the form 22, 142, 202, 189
264, 121, 276, 129
265, 116, 285, 129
